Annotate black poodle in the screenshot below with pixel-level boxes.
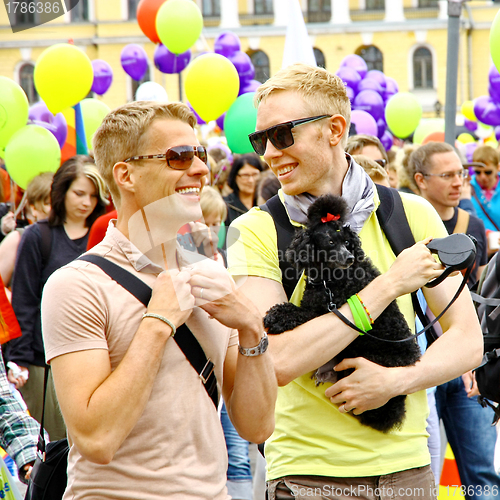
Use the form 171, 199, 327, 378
263, 194, 421, 433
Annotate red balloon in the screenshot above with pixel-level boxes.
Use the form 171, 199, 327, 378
422, 131, 445, 144
137, 0, 167, 44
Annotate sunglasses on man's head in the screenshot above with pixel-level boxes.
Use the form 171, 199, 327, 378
474, 169, 495, 176
248, 115, 331, 156
123, 145, 208, 170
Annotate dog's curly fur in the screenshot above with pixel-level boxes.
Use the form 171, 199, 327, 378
263, 194, 421, 433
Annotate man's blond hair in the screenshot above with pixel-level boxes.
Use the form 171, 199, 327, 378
93, 101, 197, 206
255, 63, 351, 147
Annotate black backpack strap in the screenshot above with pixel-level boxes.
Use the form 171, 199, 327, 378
78, 254, 219, 408
260, 195, 299, 300
375, 185, 439, 345
37, 220, 52, 269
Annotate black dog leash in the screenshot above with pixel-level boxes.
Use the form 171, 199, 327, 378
324, 263, 473, 343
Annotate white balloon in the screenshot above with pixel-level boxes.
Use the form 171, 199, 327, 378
476, 123, 493, 139
135, 81, 168, 102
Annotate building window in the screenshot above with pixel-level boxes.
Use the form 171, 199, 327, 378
314, 48, 326, 69
356, 45, 383, 72
202, 0, 220, 16
71, 0, 89, 21
12, 0, 36, 27
366, 0, 384, 9
308, 0, 330, 23
255, 0, 273, 15
128, 0, 139, 19
131, 67, 151, 100
413, 47, 433, 89
418, 0, 438, 6
19, 63, 39, 104
248, 50, 270, 84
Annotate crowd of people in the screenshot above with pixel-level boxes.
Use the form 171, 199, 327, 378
0, 63, 498, 499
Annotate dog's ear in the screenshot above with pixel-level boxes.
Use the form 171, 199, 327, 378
286, 229, 314, 270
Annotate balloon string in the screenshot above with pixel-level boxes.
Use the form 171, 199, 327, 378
199, 34, 211, 52
14, 190, 28, 219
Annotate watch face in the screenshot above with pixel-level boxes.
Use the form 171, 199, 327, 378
261, 335, 269, 353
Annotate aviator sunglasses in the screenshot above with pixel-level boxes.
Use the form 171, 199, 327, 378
248, 115, 331, 156
123, 145, 208, 170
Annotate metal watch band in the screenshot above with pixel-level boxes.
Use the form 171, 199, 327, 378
238, 332, 269, 357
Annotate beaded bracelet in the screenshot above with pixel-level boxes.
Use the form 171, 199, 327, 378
356, 293, 374, 325
142, 313, 176, 337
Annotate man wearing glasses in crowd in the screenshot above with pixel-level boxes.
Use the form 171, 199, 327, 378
40, 101, 277, 500
411, 141, 499, 497
227, 63, 483, 499
470, 145, 500, 252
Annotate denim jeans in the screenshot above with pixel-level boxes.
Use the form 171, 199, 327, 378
221, 402, 253, 500
435, 377, 500, 499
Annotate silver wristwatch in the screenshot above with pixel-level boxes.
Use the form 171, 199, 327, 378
238, 333, 269, 357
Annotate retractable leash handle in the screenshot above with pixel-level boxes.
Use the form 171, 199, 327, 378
330, 234, 476, 343
425, 233, 477, 288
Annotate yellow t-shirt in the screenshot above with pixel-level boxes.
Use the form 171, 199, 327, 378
228, 190, 448, 479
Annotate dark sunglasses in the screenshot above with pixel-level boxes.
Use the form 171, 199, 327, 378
248, 115, 331, 156
123, 145, 208, 170
374, 159, 387, 168
474, 169, 495, 176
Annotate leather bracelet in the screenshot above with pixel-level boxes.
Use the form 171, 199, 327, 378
142, 313, 176, 337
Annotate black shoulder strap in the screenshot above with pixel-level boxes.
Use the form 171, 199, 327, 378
375, 185, 438, 345
260, 195, 299, 300
37, 220, 52, 269
77, 254, 219, 408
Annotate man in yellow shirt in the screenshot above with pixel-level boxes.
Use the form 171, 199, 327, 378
227, 64, 483, 499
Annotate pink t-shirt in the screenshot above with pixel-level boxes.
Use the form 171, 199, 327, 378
42, 224, 236, 500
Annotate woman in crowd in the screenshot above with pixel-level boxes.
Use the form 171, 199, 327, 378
224, 153, 264, 228
7, 155, 108, 440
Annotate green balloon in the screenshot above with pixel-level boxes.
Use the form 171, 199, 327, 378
156, 0, 203, 55
80, 98, 111, 152
4, 125, 61, 190
224, 93, 258, 154
385, 92, 422, 139
0, 77, 29, 152
491, 9, 500, 74
413, 118, 445, 145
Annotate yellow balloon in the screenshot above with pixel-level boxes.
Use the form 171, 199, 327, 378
461, 101, 476, 122
34, 44, 93, 115
457, 133, 475, 144
413, 119, 445, 145
184, 53, 239, 123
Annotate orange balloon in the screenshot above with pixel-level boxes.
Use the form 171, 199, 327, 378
137, 0, 167, 43
422, 131, 445, 144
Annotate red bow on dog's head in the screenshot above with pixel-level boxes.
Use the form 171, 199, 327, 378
321, 213, 340, 223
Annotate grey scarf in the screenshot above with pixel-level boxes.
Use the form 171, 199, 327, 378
283, 155, 376, 234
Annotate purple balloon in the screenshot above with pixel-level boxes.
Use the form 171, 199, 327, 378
464, 119, 478, 132
91, 60, 113, 96
228, 51, 255, 84
216, 113, 225, 131
154, 44, 191, 74
214, 32, 241, 58
350, 109, 378, 137
357, 78, 384, 95
28, 101, 67, 148
366, 70, 386, 91
336, 67, 362, 93
353, 89, 385, 121
465, 142, 478, 162
473, 96, 500, 127
496, 126, 500, 142
238, 79, 261, 96
489, 83, 500, 105
380, 130, 394, 151
121, 44, 149, 81
489, 65, 500, 95
187, 102, 206, 125
340, 54, 368, 79
384, 77, 399, 100
346, 86, 355, 102
377, 118, 386, 139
